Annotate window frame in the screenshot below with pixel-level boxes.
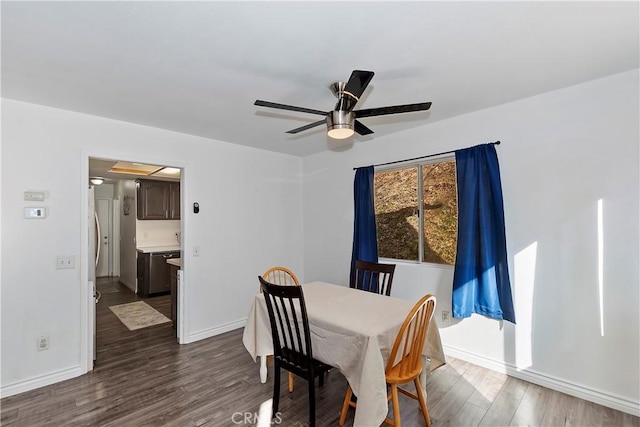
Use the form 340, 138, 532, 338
374, 154, 457, 267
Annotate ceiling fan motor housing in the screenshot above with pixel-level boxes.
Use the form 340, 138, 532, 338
327, 110, 355, 139
327, 81, 358, 138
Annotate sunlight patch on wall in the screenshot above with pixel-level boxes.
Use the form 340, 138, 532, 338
514, 241, 538, 370
597, 199, 604, 337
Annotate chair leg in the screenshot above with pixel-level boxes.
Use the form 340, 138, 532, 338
414, 378, 431, 427
308, 375, 316, 427
339, 385, 353, 426
391, 384, 401, 427
288, 372, 294, 393
272, 365, 281, 417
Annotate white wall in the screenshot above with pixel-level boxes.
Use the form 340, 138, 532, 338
0, 99, 304, 395
94, 183, 115, 199
302, 70, 640, 414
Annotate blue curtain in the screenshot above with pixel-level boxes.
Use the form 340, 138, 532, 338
453, 144, 515, 323
350, 166, 378, 287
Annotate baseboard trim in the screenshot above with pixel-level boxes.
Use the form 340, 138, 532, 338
184, 318, 246, 344
118, 277, 135, 293
1, 318, 249, 397
0, 365, 83, 398
443, 344, 640, 417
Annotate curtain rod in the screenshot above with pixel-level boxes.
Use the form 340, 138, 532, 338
353, 140, 501, 170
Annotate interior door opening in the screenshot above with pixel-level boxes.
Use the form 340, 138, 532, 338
87, 156, 184, 370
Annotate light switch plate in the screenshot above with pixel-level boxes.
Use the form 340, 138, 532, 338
57, 256, 75, 269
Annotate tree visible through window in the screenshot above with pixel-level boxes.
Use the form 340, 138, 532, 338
374, 159, 458, 265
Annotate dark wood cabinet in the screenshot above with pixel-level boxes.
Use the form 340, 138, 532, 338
137, 252, 150, 297
137, 250, 179, 298
169, 182, 180, 220
170, 264, 179, 329
137, 252, 147, 295
136, 179, 180, 220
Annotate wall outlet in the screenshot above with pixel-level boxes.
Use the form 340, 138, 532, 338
37, 335, 49, 351
441, 311, 451, 324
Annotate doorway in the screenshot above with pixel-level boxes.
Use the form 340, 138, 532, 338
84, 155, 186, 372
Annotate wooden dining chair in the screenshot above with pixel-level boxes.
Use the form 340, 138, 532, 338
261, 266, 300, 392
339, 294, 437, 427
259, 276, 333, 427
262, 266, 300, 286
351, 260, 396, 296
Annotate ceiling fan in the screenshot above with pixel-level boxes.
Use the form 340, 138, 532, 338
254, 70, 432, 140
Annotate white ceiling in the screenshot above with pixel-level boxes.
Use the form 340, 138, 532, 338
2, 1, 638, 157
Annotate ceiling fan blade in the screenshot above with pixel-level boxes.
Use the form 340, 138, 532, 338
354, 120, 374, 136
343, 70, 375, 100
255, 100, 327, 116
285, 119, 326, 134
355, 102, 432, 118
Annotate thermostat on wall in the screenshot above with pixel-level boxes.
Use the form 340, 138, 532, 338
24, 207, 47, 219
24, 191, 45, 201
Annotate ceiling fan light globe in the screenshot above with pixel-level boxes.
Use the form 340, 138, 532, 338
327, 127, 355, 139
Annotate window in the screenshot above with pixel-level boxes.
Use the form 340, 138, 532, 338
374, 158, 458, 265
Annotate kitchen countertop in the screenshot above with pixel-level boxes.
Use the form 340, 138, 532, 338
166, 258, 181, 267
137, 245, 181, 253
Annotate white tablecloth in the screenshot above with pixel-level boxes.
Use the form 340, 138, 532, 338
242, 281, 446, 427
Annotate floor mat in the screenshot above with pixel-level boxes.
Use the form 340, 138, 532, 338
108, 301, 171, 331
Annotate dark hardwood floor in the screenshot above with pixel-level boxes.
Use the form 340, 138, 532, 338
2, 277, 638, 426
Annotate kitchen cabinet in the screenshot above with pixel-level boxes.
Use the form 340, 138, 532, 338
137, 250, 180, 297
170, 264, 179, 329
137, 252, 149, 296
169, 182, 180, 219
136, 179, 180, 220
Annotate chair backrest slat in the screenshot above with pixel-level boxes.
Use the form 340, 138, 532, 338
272, 295, 291, 351
287, 296, 305, 354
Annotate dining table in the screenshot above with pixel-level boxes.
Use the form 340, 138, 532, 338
242, 281, 446, 427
